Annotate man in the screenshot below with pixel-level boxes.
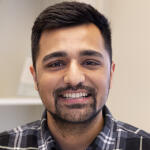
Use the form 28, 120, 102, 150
0, 1, 150, 150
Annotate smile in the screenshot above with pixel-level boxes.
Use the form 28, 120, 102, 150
62, 92, 88, 99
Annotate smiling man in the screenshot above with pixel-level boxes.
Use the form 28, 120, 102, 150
0, 1, 150, 150
32, 23, 112, 125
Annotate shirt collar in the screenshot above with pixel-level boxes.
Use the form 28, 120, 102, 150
40, 111, 56, 149
88, 105, 117, 149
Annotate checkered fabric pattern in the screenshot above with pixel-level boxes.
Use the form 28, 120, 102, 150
0, 106, 150, 150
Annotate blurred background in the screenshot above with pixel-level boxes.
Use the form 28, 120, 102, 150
0, 0, 150, 132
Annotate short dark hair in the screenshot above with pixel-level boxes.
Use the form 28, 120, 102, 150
32, 1, 112, 69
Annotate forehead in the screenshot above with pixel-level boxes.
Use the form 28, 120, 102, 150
38, 23, 107, 59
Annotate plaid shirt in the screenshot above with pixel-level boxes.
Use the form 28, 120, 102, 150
0, 106, 150, 150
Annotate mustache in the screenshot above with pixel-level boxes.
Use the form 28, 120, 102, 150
53, 83, 96, 98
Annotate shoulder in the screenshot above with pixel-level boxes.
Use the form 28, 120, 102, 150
0, 120, 40, 148
114, 120, 150, 149
116, 120, 150, 138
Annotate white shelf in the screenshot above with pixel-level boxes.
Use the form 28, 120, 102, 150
0, 98, 42, 106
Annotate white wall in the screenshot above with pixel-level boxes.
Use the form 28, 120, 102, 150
0, 0, 44, 97
105, 0, 150, 132
0, 0, 45, 132
0, 0, 150, 132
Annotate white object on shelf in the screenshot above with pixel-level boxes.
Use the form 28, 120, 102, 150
17, 57, 38, 97
0, 98, 42, 106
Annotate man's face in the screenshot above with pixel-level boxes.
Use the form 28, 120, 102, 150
30, 23, 115, 123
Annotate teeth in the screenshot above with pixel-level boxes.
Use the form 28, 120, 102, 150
76, 93, 80, 97
66, 93, 69, 98
72, 93, 76, 98
80, 93, 82, 97
63, 92, 88, 98
69, 93, 72, 98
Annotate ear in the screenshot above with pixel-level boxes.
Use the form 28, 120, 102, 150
30, 65, 38, 91
109, 61, 115, 89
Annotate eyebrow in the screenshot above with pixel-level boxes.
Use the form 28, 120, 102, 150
42, 51, 67, 63
42, 49, 104, 63
79, 50, 104, 59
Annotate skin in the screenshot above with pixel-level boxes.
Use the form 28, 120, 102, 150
30, 23, 115, 150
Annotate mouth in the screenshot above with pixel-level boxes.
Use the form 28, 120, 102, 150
56, 91, 92, 105
59, 92, 91, 99
54, 84, 95, 106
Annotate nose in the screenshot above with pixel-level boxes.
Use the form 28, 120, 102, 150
64, 60, 85, 86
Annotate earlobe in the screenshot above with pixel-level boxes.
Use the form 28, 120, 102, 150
111, 61, 115, 73
30, 65, 38, 91
110, 61, 115, 89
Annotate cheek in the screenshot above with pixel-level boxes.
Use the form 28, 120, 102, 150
37, 73, 61, 111
94, 76, 108, 94
88, 71, 110, 105
89, 70, 110, 90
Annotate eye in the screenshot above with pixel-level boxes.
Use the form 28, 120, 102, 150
46, 60, 66, 70
82, 59, 101, 66
81, 59, 102, 70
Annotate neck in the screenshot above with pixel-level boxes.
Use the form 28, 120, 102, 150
47, 111, 104, 150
